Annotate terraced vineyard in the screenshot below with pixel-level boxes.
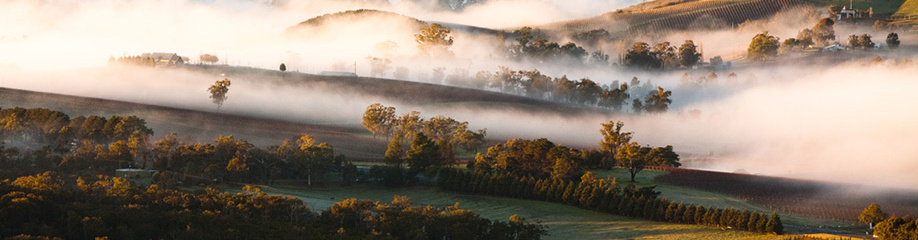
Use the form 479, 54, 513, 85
626, 0, 805, 36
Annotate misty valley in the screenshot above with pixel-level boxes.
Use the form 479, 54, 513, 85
1, 0, 917, 239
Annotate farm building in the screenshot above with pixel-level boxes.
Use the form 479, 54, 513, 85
140, 52, 187, 67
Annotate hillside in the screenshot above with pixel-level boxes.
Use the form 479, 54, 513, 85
542, 0, 806, 37
0, 65, 601, 160
893, 0, 918, 18
284, 9, 499, 37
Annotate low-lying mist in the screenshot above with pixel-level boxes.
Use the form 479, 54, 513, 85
3, 57, 916, 188
3, 0, 918, 188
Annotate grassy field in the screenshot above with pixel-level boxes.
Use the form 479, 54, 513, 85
260, 185, 782, 240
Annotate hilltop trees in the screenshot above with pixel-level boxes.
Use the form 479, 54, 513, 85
747, 32, 780, 61
199, 54, 219, 64
208, 78, 231, 111
415, 23, 454, 57
279, 63, 286, 72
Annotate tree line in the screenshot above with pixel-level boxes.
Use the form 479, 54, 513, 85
458, 69, 673, 112
750, 18, 904, 61
0, 107, 350, 187
437, 169, 785, 235
0, 171, 545, 239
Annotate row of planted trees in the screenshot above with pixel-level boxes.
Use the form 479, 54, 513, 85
1, 171, 546, 239
437, 169, 785, 235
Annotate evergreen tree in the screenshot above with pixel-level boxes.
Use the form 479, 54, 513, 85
674, 203, 686, 223
766, 212, 783, 234
747, 212, 760, 232
694, 206, 706, 225
665, 202, 677, 222
384, 134, 403, 167
682, 204, 695, 224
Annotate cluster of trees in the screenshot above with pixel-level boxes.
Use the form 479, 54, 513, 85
362, 103, 486, 162
1, 171, 543, 239
151, 133, 345, 186
496, 27, 604, 65
437, 169, 785, 234
108, 56, 158, 67
858, 203, 918, 239
465, 68, 672, 112
415, 23, 454, 58
847, 34, 875, 50
199, 54, 219, 65
472, 121, 680, 183
0, 107, 349, 186
0, 108, 153, 171
755, 18, 903, 60
874, 216, 918, 240
323, 196, 545, 239
623, 40, 702, 70
600, 121, 680, 182
472, 138, 603, 180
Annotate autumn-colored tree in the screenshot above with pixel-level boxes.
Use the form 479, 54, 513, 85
616, 142, 648, 182
208, 78, 231, 111
747, 31, 780, 61
361, 103, 396, 139
599, 121, 632, 168
415, 23, 454, 57
644, 86, 672, 113
859, 203, 888, 229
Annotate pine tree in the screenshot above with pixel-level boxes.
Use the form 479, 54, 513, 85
736, 209, 750, 230
683, 204, 696, 224
384, 134, 403, 167
633, 196, 647, 217
747, 212, 760, 232
674, 203, 686, 223
766, 212, 784, 234
755, 214, 768, 233
561, 181, 575, 204
694, 206, 706, 225
665, 202, 678, 222
643, 199, 657, 220
655, 199, 668, 221
600, 189, 614, 212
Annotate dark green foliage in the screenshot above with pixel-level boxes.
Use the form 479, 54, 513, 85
0, 172, 544, 240
624, 42, 662, 69
766, 212, 784, 234
436, 169, 779, 234
887, 33, 900, 49
747, 31, 780, 61
874, 216, 918, 240
406, 133, 441, 174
